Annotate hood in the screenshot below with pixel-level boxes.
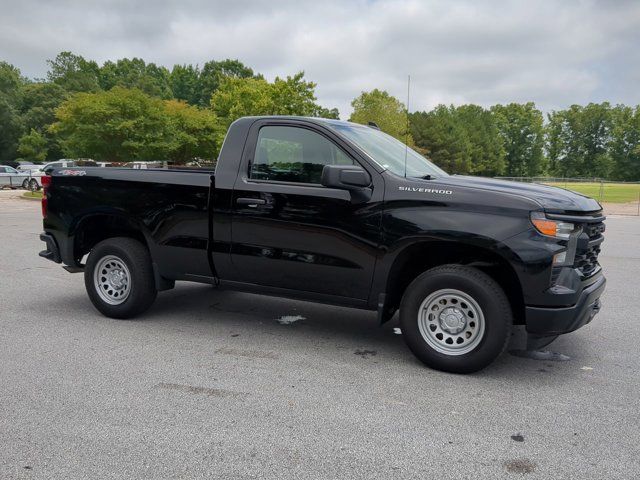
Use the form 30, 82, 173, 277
435, 175, 602, 212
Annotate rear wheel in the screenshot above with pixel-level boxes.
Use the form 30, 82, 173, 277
84, 237, 157, 319
399, 265, 512, 373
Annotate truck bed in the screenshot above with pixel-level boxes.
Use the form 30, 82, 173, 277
45, 167, 216, 283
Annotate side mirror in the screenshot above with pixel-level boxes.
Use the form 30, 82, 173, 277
321, 165, 372, 203
321, 165, 371, 190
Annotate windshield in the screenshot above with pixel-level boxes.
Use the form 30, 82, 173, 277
325, 122, 447, 178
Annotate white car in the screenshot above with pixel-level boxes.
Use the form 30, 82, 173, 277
41, 159, 97, 174
0, 165, 44, 190
41, 160, 76, 174
16, 163, 43, 173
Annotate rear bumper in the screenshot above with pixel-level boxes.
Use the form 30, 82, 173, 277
525, 274, 606, 335
39, 232, 61, 263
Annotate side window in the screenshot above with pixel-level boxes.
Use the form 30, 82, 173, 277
250, 126, 354, 184
0, 167, 7, 173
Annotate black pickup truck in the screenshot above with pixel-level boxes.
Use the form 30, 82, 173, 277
39, 116, 606, 372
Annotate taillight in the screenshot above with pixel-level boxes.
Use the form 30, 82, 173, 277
41, 175, 51, 218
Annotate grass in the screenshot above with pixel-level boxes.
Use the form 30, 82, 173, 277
545, 182, 640, 203
22, 191, 43, 200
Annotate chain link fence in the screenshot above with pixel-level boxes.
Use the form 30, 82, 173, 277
496, 177, 640, 216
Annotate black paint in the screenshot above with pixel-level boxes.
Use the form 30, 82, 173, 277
41, 116, 607, 343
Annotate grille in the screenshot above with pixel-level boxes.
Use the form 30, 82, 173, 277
574, 220, 605, 277
584, 222, 605, 238
574, 242, 602, 276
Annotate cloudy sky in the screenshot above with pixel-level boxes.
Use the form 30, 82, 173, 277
1, 0, 639, 117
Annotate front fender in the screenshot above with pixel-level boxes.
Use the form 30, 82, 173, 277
368, 204, 532, 310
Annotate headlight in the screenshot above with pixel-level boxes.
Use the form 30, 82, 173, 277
530, 212, 574, 239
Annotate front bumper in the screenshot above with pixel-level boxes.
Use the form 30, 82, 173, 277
525, 274, 606, 335
39, 232, 61, 263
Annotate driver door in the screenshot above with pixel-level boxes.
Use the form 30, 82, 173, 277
229, 121, 382, 301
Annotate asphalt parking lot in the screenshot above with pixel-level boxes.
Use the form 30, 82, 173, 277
1, 190, 639, 479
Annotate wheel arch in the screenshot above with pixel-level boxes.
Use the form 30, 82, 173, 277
378, 238, 525, 325
71, 212, 151, 263
72, 212, 174, 291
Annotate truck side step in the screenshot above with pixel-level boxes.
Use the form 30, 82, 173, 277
63, 265, 84, 273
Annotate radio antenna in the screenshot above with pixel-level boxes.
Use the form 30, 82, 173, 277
403, 75, 411, 178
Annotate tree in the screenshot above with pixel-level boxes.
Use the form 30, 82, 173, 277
51, 87, 223, 162
610, 105, 640, 181
314, 106, 340, 120
546, 103, 613, 178
164, 100, 221, 163
21, 83, 67, 130
410, 105, 505, 176
170, 64, 201, 105
455, 105, 505, 176
46, 52, 100, 93
580, 103, 614, 178
0, 61, 25, 162
270, 73, 321, 116
0, 61, 24, 94
0, 98, 23, 163
211, 76, 275, 129
198, 59, 257, 106
51, 87, 176, 161
99, 58, 172, 98
267, 72, 338, 118
17, 128, 48, 163
20, 82, 68, 160
349, 89, 411, 142
210, 72, 336, 141
410, 107, 473, 174
491, 103, 545, 177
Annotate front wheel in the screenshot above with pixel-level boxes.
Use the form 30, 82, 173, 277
84, 237, 157, 319
399, 265, 512, 373
22, 179, 30, 189
28, 178, 40, 191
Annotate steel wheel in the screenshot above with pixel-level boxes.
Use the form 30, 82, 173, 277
418, 288, 485, 356
94, 255, 131, 305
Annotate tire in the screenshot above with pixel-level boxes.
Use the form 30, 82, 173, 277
84, 237, 157, 319
22, 179, 30, 189
399, 265, 512, 373
28, 178, 40, 191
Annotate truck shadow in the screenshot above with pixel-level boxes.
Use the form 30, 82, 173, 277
147, 283, 588, 379
39, 281, 592, 380
154, 283, 402, 351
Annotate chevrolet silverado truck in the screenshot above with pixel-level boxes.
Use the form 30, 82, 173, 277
38, 116, 606, 373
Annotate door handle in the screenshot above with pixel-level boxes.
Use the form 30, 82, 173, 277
236, 197, 266, 207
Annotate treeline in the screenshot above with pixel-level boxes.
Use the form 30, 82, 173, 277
410, 102, 640, 181
0, 52, 338, 165
1, 52, 639, 180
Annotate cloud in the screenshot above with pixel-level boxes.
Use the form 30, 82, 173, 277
1, 0, 639, 117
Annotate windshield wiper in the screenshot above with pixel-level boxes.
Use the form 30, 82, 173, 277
414, 174, 436, 180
